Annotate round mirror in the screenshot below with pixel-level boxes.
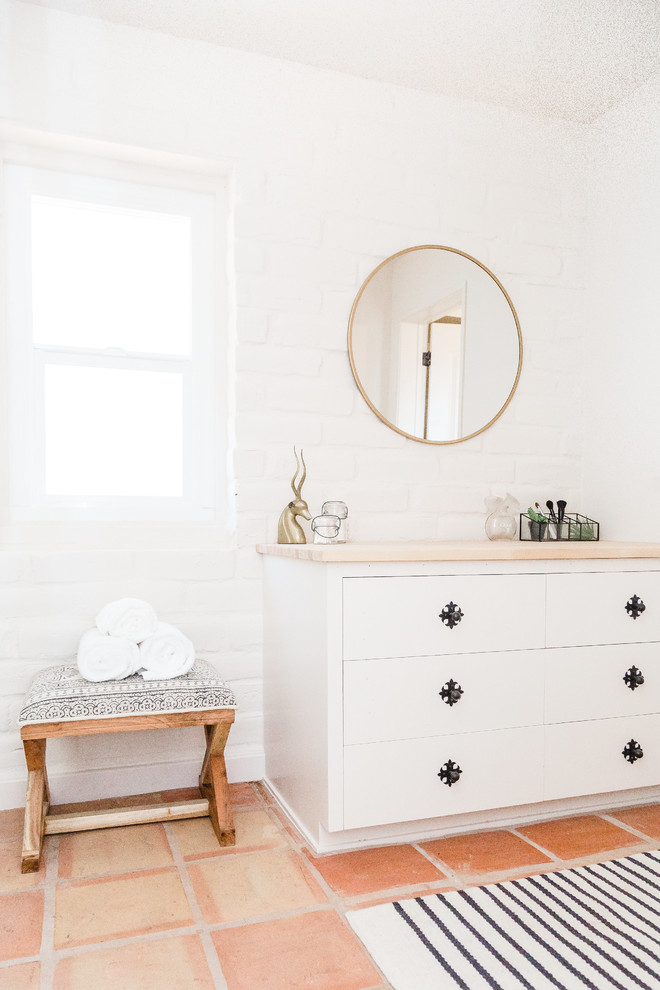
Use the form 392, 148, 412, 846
348, 245, 522, 444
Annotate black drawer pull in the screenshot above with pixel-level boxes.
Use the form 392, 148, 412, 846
625, 595, 646, 620
438, 759, 462, 786
623, 666, 645, 690
439, 679, 464, 706
622, 739, 644, 763
439, 602, 464, 629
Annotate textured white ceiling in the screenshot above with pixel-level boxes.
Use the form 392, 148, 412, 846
18, 0, 660, 122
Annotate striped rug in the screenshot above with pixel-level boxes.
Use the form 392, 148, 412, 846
347, 850, 660, 989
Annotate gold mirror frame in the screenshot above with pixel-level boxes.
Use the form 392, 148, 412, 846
347, 245, 523, 445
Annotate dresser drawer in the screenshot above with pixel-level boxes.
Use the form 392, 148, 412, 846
546, 571, 660, 648
343, 726, 544, 829
344, 650, 544, 744
343, 574, 545, 661
544, 714, 660, 801
545, 644, 660, 724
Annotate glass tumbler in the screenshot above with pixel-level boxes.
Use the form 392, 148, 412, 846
311, 514, 341, 544
321, 501, 348, 542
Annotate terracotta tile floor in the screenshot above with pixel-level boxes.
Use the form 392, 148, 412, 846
0, 784, 658, 990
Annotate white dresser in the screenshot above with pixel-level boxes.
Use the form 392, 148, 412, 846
258, 541, 660, 852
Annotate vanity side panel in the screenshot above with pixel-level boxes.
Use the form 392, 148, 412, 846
262, 556, 331, 842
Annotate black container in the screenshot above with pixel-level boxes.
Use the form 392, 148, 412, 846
520, 513, 599, 542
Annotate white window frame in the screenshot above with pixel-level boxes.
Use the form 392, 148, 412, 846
3, 143, 229, 524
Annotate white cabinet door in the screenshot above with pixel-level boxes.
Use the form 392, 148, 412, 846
545, 644, 660, 724
344, 650, 544, 744
546, 571, 660, 648
544, 714, 660, 801
343, 726, 544, 829
343, 574, 545, 661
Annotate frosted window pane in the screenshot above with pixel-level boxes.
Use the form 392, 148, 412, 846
32, 197, 192, 355
44, 365, 183, 497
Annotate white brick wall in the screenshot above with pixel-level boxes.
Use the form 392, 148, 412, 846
583, 76, 660, 540
0, 0, 590, 808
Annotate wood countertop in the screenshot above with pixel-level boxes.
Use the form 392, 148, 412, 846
256, 541, 660, 563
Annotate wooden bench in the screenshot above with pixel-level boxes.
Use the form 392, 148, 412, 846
18, 660, 237, 873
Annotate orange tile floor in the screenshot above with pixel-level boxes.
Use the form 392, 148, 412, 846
0, 783, 659, 989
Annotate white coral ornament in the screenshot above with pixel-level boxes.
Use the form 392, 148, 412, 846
484, 492, 520, 541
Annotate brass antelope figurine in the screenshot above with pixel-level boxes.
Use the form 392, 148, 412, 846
277, 448, 311, 544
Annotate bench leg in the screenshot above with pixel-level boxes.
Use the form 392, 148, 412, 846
199, 721, 235, 846
22, 739, 49, 874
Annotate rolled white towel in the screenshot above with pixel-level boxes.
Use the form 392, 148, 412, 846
95, 598, 158, 644
139, 622, 195, 680
77, 628, 141, 682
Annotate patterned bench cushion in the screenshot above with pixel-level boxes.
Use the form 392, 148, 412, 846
18, 659, 237, 726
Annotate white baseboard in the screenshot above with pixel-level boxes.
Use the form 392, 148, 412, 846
263, 777, 660, 854
0, 747, 265, 811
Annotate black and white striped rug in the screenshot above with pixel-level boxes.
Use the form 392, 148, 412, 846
347, 850, 660, 989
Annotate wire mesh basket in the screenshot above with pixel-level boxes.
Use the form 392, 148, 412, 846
519, 513, 599, 542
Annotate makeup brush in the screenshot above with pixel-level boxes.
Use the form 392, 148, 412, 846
546, 500, 557, 523
557, 500, 567, 524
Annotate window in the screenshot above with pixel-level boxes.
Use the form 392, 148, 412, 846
5, 158, 222, 520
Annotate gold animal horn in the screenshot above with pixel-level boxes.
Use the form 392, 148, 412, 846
297, 449, 306, 496
290, 446, 306, 498
291, 447, 300, 498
